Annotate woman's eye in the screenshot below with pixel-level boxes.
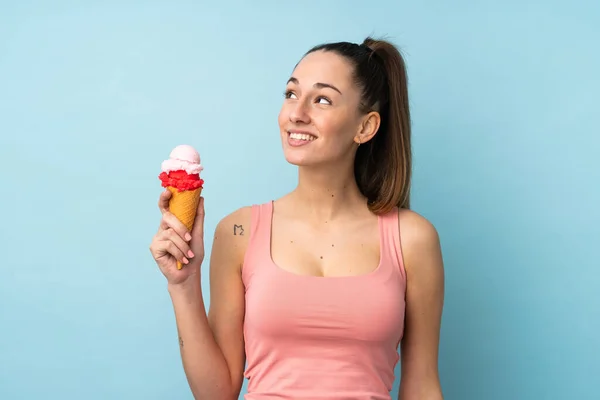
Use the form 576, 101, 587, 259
316, 96, 331, 105
284, 90, 297, 99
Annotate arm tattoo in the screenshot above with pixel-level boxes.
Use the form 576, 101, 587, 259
179, 336, 184, 347
234, 224, 244, 235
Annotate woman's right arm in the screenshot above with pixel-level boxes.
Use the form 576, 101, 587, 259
150, 191, 249, 399
172, 207, 249, 399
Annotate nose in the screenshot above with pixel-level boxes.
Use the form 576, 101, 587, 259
289, 99, 311, 124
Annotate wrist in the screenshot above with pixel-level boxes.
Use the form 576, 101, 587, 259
167, 277, 202, 297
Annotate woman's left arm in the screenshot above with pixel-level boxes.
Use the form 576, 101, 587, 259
397, 210, 445, 400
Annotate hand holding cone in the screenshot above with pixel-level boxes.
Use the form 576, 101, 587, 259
158, 145, 204, 269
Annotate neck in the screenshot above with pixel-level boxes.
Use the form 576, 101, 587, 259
290, 164, 366, 221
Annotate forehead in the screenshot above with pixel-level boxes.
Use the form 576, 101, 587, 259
291, 50, 354, 89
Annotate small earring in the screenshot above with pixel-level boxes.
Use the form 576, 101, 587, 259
356, 140, 361, 148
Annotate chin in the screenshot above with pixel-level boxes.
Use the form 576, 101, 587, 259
283, 151, 314, 167
281, 144, 346, 169
280, 137, 311, 166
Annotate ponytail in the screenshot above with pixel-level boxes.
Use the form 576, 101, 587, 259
306, 37, 412, 214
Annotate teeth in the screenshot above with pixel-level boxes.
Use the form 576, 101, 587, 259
289, 132, 316, 141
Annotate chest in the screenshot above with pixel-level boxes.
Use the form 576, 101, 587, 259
270, 215, 381, 278
244, 271, 405, 345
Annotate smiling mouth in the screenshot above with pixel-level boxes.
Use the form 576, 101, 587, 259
288, 132, 317, 142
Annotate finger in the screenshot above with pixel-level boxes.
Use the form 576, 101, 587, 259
151, 234, 188, 264
160, 240, 188, 265
192, 196, 205, 240
158, 189, 172, 214
150, 236, 180, 262
161, 211, 192, 242
160, 228, 194, 259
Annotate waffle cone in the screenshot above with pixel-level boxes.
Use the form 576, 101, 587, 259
167, 186, 202, 269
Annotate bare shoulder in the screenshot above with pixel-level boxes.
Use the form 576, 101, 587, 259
211, 206, 253, 269
397, 209, 443, 273
398, 209, 440, 247
214, 206, 253, 238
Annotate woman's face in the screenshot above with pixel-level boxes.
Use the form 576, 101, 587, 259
278, 50, 366, 168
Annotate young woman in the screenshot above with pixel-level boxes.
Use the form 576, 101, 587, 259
150, 37, 445, 400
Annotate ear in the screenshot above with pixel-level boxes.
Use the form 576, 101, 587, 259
355, 111, 380, 145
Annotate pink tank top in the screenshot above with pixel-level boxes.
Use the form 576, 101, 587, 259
242, 201, 407, 399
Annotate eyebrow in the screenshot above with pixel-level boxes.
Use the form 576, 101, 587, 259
287, 77, 342, 95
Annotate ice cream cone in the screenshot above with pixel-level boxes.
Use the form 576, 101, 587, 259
167, 186, 202, 269
159, 144, 204, 270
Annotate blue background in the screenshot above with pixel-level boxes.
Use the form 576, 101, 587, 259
1, 1, 598, 399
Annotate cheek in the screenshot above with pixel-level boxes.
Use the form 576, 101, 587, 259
314, 113, 355, 142
277, 107, 286, 129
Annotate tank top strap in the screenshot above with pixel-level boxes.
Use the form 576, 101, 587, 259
242, 201, 274, 288
378, 207, 406, 280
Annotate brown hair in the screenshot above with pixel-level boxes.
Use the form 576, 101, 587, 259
305, 37, 412, 214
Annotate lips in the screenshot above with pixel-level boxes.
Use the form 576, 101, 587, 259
286, 130, 317, 147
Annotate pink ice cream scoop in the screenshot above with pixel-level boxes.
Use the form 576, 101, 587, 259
161, 144, 203, 175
